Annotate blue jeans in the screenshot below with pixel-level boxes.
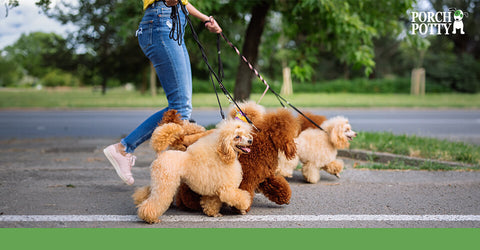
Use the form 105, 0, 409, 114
121, 1, 192, 153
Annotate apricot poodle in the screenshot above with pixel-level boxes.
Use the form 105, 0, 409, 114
176, 101, 299, 212
132, 119, 253, 223
155, 109, 214, 151
277, 116, 357, 183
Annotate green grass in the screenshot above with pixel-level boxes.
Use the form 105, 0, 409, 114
361, 161, 478, 171
351, 131, 480, 171
1, 87, 480, 108
351, 132, 480, 165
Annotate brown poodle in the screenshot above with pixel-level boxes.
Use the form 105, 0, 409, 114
132, 119, 253, 223
277, 116, 357, 183
176, 101, 299, 212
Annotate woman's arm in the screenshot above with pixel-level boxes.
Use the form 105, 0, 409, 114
164, 0, 222, 33
186, 3, 222, 33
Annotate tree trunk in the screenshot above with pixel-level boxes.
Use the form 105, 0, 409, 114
233, 1, 270, 101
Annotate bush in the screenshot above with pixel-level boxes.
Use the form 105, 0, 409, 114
191, 77, 451, 94
40, 69, 80, 87
0, 56, 22, 87
425, 53, 480, 93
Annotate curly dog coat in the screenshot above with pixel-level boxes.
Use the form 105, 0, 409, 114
133, 119, 253, 223
176, 101, 299, 212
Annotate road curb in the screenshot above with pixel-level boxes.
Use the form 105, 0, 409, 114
338, 149, 477, 168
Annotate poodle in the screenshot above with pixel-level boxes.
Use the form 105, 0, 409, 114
296, 112, 327, 136
277, 116, 356, 184
156, 109, 214, 151
132, 119, 253, 223
175, 101, 299, 212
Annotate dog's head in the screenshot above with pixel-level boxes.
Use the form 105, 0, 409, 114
216, 119, 253, 164
228, 101, 266, 125
321, 116, 357, 149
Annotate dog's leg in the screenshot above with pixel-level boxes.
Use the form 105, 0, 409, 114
218, 187, 251, 215
321, 159, 344, 178
258, 175, 291, 205
175, 183, 202, 211
137, 166, 181, 224
276, 153, 298, 178
200, 195, 223, 217
132, 186, 151, 205
301, 162, 321, 184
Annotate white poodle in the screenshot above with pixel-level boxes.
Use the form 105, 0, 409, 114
277, 116, 356, 183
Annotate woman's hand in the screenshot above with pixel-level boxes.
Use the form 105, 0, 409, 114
205, 16, 222, 33
164, 0, 178, 7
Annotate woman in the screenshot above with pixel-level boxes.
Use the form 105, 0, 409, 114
104, 0, 222, 185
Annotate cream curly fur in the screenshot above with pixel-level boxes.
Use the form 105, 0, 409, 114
133, 119, 253, 223
277, 116, 357, 184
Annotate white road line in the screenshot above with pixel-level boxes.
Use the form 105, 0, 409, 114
1, 214, 480, 222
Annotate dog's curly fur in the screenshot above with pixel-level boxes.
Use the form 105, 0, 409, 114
296, 112, 327, 136
176, 101, 299, 212
132, 119, 253, 223
155, 110, 214, 151
277, 116, 356, 183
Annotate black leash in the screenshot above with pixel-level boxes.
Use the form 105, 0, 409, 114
171, 3, 256, 129
217, 33, 326, 132
168, 4, 183, 46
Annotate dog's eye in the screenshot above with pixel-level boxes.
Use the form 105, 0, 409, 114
235, 135, 241, 139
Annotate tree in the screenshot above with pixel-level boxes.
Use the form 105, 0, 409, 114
37, 0, 138, 94
196, 0, 415, 100
3, 32, 75, 78
29, 0, 416, 99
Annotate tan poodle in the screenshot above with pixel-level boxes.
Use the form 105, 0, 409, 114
277, 116, 357, 183
176, 101, 299, 213
132, 119, 253, 223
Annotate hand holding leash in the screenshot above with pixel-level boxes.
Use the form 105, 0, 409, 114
204, 16, 222, 33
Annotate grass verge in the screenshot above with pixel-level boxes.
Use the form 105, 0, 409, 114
350, 132, 480, 171
1, 87, 480, 108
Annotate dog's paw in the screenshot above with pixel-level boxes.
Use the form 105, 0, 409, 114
238, 209, 247, 215
212, 213, 223, 218
142, 217, 161, 224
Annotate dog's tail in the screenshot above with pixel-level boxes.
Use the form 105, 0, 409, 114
132, 186, 151, 205
151, 123, 185, 153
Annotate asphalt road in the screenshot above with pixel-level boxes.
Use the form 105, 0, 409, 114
0, 108, 479, 144
0, 108, 479, 228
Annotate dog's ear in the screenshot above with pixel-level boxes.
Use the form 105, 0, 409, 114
330, 123, 350, 149
216, 130, 236, 164
265, 109, 298, 159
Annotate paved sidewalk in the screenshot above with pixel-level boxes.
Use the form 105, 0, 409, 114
1, 138, 479, 228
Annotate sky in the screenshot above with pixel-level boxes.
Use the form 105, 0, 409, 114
0, 0, 76, 50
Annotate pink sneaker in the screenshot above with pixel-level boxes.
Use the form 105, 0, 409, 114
103, 143, 136, 185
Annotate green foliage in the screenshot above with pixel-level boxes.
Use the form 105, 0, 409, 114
40, 69, 79, 87
425, 52, 480, 93
3, 32, 75, 79
0, 54, 22, 87
279, 0, 414, 81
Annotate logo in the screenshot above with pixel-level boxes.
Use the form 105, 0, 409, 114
410, 7, 469, 35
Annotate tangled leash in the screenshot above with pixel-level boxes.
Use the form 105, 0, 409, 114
175, 3, 257, 130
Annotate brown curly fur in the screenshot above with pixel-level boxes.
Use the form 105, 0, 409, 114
157, 110, 214, 151
297, 112, 327, 135
176, 101, 299, 212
